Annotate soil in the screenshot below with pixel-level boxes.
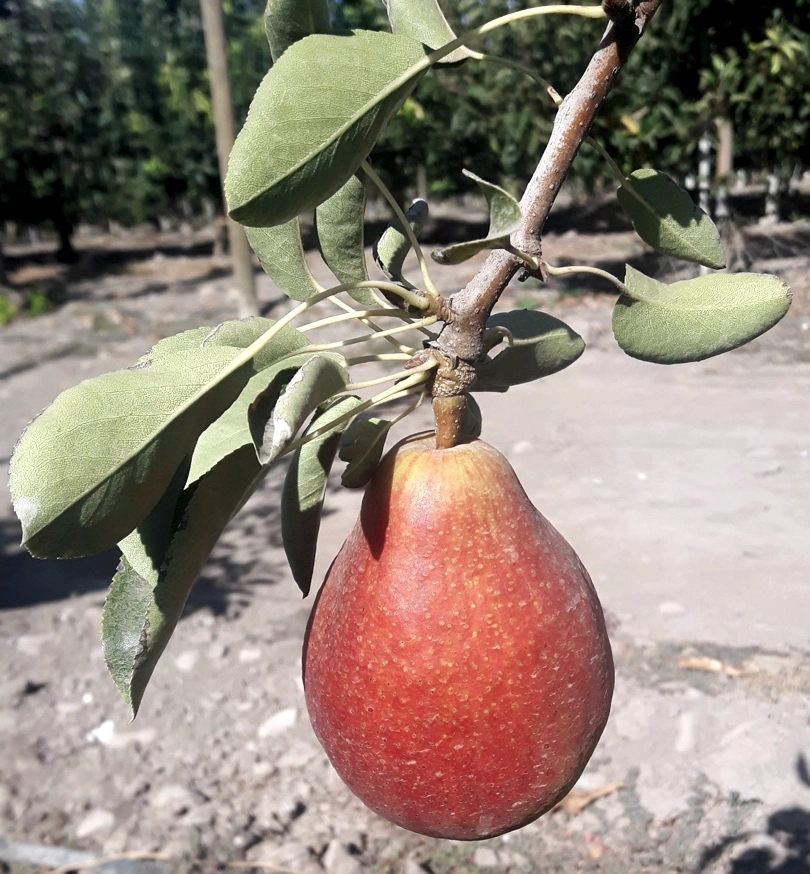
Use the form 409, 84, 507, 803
1, 212, 809, 874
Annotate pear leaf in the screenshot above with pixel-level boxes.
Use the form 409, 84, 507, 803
431, 170, 523, 265
246, 221, 322, 302
473, 310, 585, 391
315, 173, 377, 306
613, 266, 792, 364
264, 0, 331, 62
249, 353, 349, 465
282, 396, 363, 596
373, 199, 429, 286
383, 0, 473, 64
226, 31, 430, 227
103, 445, 261, 717
461, 393, 483, 439
9, 346, 257, 559
339, 416, 393, 488
617, 169, 726, 269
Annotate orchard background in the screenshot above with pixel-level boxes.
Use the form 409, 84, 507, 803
1, 0, 810, 872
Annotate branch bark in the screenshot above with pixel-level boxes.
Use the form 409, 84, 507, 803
429, 0, 665, 428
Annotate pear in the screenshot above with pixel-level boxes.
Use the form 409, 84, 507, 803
303, 433, 613, 840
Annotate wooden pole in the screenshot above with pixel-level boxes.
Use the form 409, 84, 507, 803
199, 0, 258, 317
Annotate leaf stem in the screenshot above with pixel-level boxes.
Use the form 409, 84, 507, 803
545, 263, 630, 296
344, 358, 438, 393
300, 307, 415, 333
327, 296, 416, 354
585, 135, 628, 185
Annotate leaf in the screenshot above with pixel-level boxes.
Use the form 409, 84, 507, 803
264, 0, 331, 62
249, 353, 349, 465
617, 169, 726, 269
246, 221, 322, 302
613, 266, 792, 364
431, 170, 523, 265
9, 347, 256, 560
103, 445, 261, 716
226, 31, 430, 227
315, 173, 377, 306
473, 311, 585, 391
383, 0, 473, 64
188, 355, 312, 485
281, 396, 362, 596
552, 784, 625, 817
461, 393, 483, 439
339, 416, 393, 488
373, 199, 429, 285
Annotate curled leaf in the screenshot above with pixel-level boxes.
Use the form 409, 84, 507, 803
249, 353, 349, 465
339, 417, 393, 488
282, 396, 362, 595
431, 170, 523, 265
373, 199, 429, 287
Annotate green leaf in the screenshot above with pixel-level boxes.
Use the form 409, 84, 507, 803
103, 445, 261, 717
188, 355, 312, 485
383, 0, 473, 64
226, 31, 430, 227
431, 170, 523, 265
246, 221, 322, 302
613, 266, 792, 364
339, 416, 393, 488
9, 347, 255, 560
264, 0, 331, 62
473, 310, 585, 391
617, 169, 726, 269
281, 396, 362, 596
249, 353, 349, 465
373, 199, 429, 285
315, 173, 377, 306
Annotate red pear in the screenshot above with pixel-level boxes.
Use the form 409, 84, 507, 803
303, 434, 613, 840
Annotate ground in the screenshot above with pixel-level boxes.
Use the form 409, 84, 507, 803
1, 208, 809, 874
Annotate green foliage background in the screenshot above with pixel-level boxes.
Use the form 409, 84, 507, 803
1, 0, 808, 240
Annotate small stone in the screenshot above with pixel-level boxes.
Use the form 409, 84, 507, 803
258, 708, 297, 737
278, 741, 318, 769
150, 784, 197, 815
323, 840, 362, 874
76, 808, 116, 838
658, 601, 686, 616
86, 719, 115, 745
174, 650, 199, 672
404, 856, 430, 874
474, 847, 500, 868
207, 641, 227, 660
239, 647, 262, 663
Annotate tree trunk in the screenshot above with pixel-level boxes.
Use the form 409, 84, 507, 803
199, 0, 258, 317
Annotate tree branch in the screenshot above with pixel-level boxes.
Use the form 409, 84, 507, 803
429, 0, 665, 373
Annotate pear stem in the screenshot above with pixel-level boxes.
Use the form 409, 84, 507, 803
433, 396, 468, 450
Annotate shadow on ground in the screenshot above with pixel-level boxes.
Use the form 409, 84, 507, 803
698, 757, 810, 874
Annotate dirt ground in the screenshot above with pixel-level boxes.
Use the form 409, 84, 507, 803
1, 213, 809, 874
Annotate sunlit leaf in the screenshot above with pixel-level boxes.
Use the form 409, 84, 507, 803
473, 310, 585, 391
431, 170, 522, 265
315, 173, 377, 306
246, 221, 322, 302
264, 0, 330, 62
617, 169, 726, 269
103, 445, 261, 717
373, 199, 429, 285
9, 347, 255, 559
249, 353, 349, 465
339, 416, 393, 488
384, 0, 473, 64
281, 396, 362, 595
226, 31, 430, 227
613, 266, 792, 363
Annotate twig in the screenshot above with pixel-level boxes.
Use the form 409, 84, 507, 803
430, 0, 665, 376
44, 851, 174, 874
228, 861, 301, 874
